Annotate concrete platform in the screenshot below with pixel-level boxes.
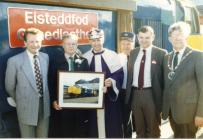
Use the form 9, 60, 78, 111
132, 119, 203, 138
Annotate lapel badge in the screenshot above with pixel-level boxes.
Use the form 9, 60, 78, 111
152, 60, 157, 64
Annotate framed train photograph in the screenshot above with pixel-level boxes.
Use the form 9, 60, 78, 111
58, 71, 105, 108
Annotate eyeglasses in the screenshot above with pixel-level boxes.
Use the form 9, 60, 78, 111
63, 43, 77, 47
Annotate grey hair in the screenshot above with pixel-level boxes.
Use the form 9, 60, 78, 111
168, 21, 191, 37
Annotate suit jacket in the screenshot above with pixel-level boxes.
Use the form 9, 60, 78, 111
162, 47, 203, 123
5, 51, 50, 126
125, 46, 167, 113
48, 52, 89, 102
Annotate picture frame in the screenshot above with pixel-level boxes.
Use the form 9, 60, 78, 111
58, 71, 105, 108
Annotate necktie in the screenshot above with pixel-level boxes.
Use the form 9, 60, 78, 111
138, 49, 146, 88
33, 55, 43, 96
69, 57, 74, 71
173, 52, 179, 69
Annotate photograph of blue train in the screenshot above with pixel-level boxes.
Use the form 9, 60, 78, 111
58, 72, 104, 108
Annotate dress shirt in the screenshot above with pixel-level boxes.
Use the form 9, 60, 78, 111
172, 47, 186, 69
26, 50, 40, 75
132, 46, 152, 88
65, 53, 75, 71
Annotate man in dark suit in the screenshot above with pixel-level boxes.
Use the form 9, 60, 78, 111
5, 28, 50, 138
125, 26, 167, 138
48, 34, 89, 138
162, 21, 203, 138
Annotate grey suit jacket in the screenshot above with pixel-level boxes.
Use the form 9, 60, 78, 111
162, 47, 203, 123
5, 51, 50, 126
125, 46, 167, 113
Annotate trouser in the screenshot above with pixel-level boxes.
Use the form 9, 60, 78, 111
19, 98, 49, 138
119, 89, 133, 138
131, 88, 160, 138
169, 111, 197, 138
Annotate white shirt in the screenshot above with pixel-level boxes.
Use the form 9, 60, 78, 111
94, 54, 103, 72
118, 53, 128, 89
172, 47, 186, 68
26, 50, 40, 75
65, 53, 75, 71
132, 46, 152, 87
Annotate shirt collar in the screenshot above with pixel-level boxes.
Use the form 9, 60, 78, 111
26, 50, 39, 59
140, 45, 152, 52
65, 53, 75, 60
173, 46, 186, 56
92, 48, 105, 55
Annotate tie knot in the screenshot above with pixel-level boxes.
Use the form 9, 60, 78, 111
143, 49, 146, 54
69, 57, 74, 60
175, 52, 179, 55
33, 55, 38, 59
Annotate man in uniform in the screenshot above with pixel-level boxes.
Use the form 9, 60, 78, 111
118, 32, 135, 138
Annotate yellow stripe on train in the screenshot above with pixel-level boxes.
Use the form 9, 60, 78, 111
187, 35, 203, 51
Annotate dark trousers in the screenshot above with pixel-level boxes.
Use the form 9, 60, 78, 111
60, 109, 89, 138
169, 111, 197, 138
119, 89, 133, 138
0, 111, 20, 138
131, 88, 160, 138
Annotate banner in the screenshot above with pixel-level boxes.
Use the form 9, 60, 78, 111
8, 7, 98, 48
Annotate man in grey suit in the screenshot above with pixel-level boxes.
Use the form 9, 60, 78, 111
125, 26, 167, 138
5, 28, 50, 138
162, 22, 203, 138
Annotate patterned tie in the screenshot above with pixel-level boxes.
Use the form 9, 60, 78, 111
69, 57, 74, 71
138, 49, 146, 88
33, 55, 43, 96
173, 52, 179, 69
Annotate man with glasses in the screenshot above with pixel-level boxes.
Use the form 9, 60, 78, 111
48, 34, 89, 138
162, 21, 203, 138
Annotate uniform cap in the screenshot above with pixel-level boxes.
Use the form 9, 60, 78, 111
120, 32, 135, 42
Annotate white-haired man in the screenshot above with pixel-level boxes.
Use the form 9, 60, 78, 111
48, 34, 89, 138
162, 21, 203, 138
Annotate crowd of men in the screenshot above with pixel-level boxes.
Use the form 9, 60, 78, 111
1, 21, 203, 138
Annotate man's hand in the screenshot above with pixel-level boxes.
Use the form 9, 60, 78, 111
195, 116, 203, 127
103, 87, 107, 94
52, 101, 62, 110
104, 78, 112, 87
7, 97, 16, 107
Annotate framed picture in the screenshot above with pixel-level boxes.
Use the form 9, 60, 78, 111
58, 71, 105, 108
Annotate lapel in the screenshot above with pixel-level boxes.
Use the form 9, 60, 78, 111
73, 54, 83, 71
151, 47, 156, 79
62, 54, 69, 71
38, 53, 47, 93
22, 51, 38, 93
167, 47, 193, 87
172, 47, 193, 80
129, 48, 140, 82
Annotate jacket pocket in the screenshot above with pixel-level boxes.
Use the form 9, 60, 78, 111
185, 96, 197, 103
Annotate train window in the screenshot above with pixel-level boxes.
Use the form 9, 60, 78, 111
184, 7, 199, 34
